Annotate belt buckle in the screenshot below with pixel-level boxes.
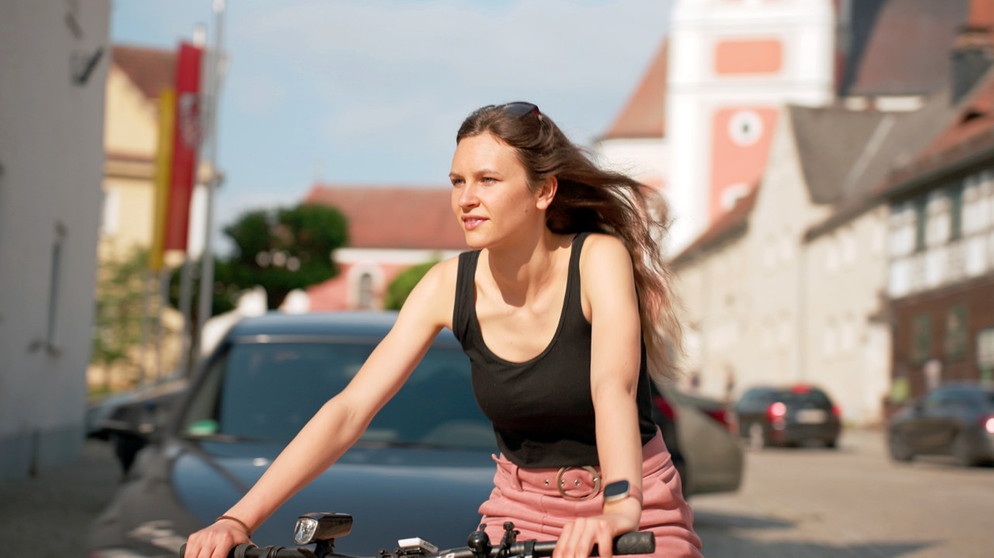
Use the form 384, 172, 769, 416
555, 465, 601, 500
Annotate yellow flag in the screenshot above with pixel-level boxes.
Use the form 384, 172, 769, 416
150, 88, 175, 271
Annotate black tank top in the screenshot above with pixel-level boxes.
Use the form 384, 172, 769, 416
452, 232, 657, 468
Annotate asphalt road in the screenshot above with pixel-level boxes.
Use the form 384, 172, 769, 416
0, 439, 120, 557
689, 427, 994, 558
3, 430, 992, 557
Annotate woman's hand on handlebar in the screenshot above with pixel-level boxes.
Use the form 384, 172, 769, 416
184, 519, 253, 558
554, 506, 640, 558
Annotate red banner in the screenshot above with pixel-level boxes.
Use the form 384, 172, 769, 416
163, 42, 203, 252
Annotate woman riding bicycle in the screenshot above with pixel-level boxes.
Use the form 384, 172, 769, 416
184, 102, 703, 558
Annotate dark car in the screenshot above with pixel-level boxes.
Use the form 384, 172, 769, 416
734, 384, 842, 449
887, 382, 994, 467
87, 312, 497, 557
87, 375, 189, 475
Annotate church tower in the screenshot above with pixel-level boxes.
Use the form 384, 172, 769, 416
666, 0, 839, 254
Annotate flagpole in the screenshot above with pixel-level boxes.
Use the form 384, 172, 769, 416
177, 26, 207, 374
197, 0, 226, 347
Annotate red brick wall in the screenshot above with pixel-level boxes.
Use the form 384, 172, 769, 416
891, 274, 994, 398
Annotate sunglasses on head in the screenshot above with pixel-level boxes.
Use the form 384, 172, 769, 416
499, 102, 541, 119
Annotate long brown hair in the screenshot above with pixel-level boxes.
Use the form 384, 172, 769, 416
456, 103, 683, 381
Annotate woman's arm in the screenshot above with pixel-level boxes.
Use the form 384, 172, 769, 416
555, 233, 644, 558
185, 258, 459, 558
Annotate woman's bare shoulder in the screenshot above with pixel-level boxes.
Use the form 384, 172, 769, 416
580, 233, 629, 261
578, 233, 635, 292
397, 255, 462, 329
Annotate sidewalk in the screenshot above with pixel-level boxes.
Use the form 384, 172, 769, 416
0, 439, 120, 557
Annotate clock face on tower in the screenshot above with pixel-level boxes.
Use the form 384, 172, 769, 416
728, 110, 764, 146
705, 34, 785, 221
709, 106, 778, 219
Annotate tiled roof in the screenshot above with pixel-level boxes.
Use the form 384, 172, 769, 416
111, 45, 176, 101
304, 184, 466, 250
600, 39, 668, 140
790, 105, 889, 204
670, 185, 757, 266
843, 0, 969, 97
882, 65, 994, 197
799, 89, 957, 240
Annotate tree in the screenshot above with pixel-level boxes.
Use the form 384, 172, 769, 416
91, 247, 156, 393
383, 260, 438, 310
220, 202, 348, 310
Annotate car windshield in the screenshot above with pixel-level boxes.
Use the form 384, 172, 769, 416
180, 339, 494, 450
781, 390, 831, 407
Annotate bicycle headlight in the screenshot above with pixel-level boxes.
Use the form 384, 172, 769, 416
293, 512, 353, 545
293, 517, 318, 545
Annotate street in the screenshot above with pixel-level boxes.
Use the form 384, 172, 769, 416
3, 429, 993, 557
691, 428, 994, 557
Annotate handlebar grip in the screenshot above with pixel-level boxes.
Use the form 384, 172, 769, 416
177, 543, 313, 558
606, 531, 655, 556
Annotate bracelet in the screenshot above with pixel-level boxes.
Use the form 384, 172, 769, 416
216, 514, 253, 536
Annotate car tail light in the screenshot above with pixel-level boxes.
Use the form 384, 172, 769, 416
767, 402, 787, 423
981, 414, 994, 435
702, 407, 737, 433
652, 394, 677, 421
832, 404, 842, 417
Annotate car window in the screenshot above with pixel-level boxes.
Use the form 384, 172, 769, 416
783, 390, 831, 407
738, 390, 773, 407
181, 340, 494, 450
922, 390, 947, 409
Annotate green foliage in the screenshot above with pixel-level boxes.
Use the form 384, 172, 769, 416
383, 260, 438, 310
166, 255, 237, 321
221, 203, 348, 309
91, 248, 155, 383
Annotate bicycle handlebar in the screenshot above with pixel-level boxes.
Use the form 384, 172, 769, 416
179, 531, 654, 558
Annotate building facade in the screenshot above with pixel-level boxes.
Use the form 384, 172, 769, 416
666, 0, 837, 254
0, 0, 111, 481
303, 185, 465, 311
883, 69, 994, 402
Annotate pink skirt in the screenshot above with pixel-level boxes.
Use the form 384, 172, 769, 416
478, 430, 703, 557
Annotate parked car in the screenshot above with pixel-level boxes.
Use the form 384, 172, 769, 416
650, 382, 743, 496
87, 312, 496, 557
887, 381, 994, 467
86, 311, 742, 557
734, 384, 842, 449
87, 375, 189, 475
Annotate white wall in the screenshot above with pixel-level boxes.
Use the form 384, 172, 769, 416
0, 0, 110, 481
804, 208, 891, 424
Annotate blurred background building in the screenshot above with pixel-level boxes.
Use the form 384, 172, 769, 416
0, 0, 111, 481
94, 45, 185, 393
597, 0, 993, 425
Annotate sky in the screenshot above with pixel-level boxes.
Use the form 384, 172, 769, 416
110, 0, 674, 242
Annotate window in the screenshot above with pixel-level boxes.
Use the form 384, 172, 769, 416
841, 231, 857, 266
911, 314, 931, 365
945, 305, 968, 359
914, 197, 927, 252
949, 183, 964, 241
825, 239, 839, 272
841, 314, 856, 352
101, 189, 120, 235
357, 272, 374, 309
823, 318, 838, 356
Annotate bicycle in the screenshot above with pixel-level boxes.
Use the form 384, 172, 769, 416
180, 512, 655, 558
